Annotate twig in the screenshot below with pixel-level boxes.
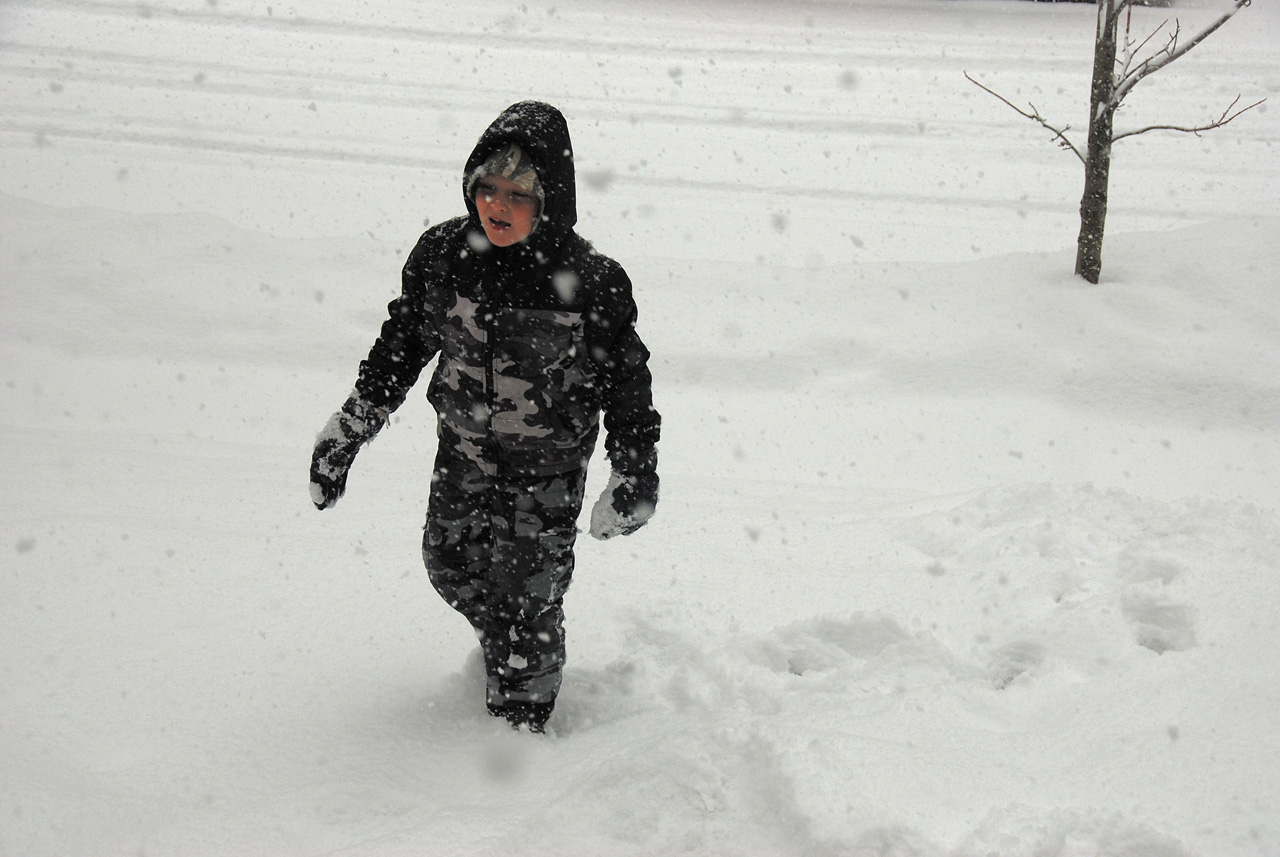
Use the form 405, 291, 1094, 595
1112, 95, 1266, 141
964, 71, 1085, 164
1113, 0, 1250, 105
1117, 17, 1168, 87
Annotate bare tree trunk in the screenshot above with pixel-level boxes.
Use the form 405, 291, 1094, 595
1075, 0, 1121, 284
971, 0, 1258, 284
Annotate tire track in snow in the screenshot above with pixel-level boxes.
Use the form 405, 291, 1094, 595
0, 114, 1100, 221
4, 0, 1102, 69
5, 0, 1272, 258
0, 118, 460, 170
0, 41, 511, 112
2, 27, 1087, 216
0, 117, 1216, 223
1, 39, 1035, 142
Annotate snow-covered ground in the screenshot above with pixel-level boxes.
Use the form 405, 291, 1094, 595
3, 0, 1279, 854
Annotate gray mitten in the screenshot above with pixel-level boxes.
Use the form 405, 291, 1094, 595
309, 396, 386, 510
589, 467, 659, 540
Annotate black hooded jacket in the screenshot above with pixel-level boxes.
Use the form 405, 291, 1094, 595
352, 102, 660, 477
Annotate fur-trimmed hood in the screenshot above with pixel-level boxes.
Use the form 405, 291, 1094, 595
463, 101, 577, 253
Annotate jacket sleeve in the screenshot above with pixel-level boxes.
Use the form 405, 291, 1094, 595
352, 229, 446, 412
592, 265, 661, 475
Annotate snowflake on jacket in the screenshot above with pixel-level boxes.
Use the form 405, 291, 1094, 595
355, 217, 659, 481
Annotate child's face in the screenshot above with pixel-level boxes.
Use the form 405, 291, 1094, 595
474, 174, 538, 247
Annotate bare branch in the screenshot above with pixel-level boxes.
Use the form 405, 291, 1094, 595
1115, 22, 1180, 107
1117, 17, 1168, 86
965, 72, 1085, 164
1114, 0, 1251, 105
1112, 95, 1265, 142
1130, 23, 1164, 59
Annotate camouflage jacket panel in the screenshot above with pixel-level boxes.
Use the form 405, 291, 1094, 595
427, 293, 600, 471
354, 217, 657, 477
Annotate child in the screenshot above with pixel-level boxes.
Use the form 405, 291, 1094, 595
310, 101, 660, 734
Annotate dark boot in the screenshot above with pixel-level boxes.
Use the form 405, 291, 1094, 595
487, 700, 555, 733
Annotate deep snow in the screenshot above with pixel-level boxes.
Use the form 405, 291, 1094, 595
2, 0, 1279, 855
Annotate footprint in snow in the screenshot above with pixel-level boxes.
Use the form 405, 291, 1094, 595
1118, 555, 1197, 654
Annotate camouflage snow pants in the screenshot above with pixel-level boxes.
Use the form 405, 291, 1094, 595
422, 440, 588, 709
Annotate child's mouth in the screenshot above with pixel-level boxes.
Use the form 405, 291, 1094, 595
488, 217, 511, 230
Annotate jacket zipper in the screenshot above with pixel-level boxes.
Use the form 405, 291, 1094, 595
478, 300, 504, 481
